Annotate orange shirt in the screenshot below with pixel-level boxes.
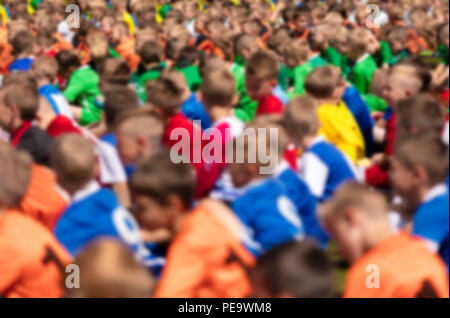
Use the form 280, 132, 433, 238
20, 164, 68, 230
155, 203, 255, 298
0, 211, 71, 298
116, 36, 140, 72
344, 232, 449, 298
0, 41, 13, 75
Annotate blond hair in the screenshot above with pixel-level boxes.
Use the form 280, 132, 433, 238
284, 96, 320, 143
201, 68, 236, 107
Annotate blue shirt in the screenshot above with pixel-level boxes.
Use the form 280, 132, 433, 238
38, 84, 74, 119
9, 57, 34, 72
412, 184, 449, 269
342, 86, 374, 157
181, 93, 212, 130
232, 177, 304, 256
273, 85, 290, 105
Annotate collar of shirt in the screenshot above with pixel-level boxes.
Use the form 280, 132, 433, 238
10, 121, 32, 147
308, 135, 326, 150
356, 52, 370, 64
72, 180, 101, 204
423, 183, 448, 204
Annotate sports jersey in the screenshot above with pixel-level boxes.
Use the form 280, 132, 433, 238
181, 93, 212, 130
275, 162, 329, 247
412, 184, 449, 269
39, 84, 74, 119
362, 93, 388, 114
289, 55, 328, 98
322, 46, 349, 77
132, 62, 166, 103
232, 177, 305, 255
0, 210, 71, 298
350, 53, 377, 95
256, 94, 283, 116
155, 203, 256, 298
299, 136, 356, 201
342, 86, 375, 157
318, 100, 366, 163
344, 232, 449, 298
63, 65, 103, 126
20, 164, 68, 230
9, 57, 34, 72
54, 182, 150, 265
175, 62, 203, 92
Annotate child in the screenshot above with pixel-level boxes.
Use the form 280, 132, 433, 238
386, 26, 411, 66
68, 238, 155, 298
251, 241, 335, 298
245, 50, 283, 116
320, 182, 449, 298
32, 55, 74, 120
230, 119, 305, 254
110, 21, 139, 72
346, 29, 378, 95
391, 136, 449, 269
132, 40, 166, 103
174, 46, 202, 92
304, 66, 366, 164
8, 30, 34, 72
316, 24, 349, 78
282, 38, 327, 97
51, 134, 149, 265
57, 50, 103, 126
284, 96, 357, 202
0, 142, 71, 298
131, 152, 255, 298
0, 82, 53, 166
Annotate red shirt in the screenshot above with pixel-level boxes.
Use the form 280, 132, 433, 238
256, 95, 283, 116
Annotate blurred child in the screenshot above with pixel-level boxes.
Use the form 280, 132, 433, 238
0, 82, 52, 166
251, 241, 335, 298
386, 26, 411, 66
320, 182, 449, 298
131, 152, 255, 298
305, 66, 366, 163
391, 135, 449, 268
111, 21, 140, 72
284, 96, 356, 202
133, 40, 166, 103
292, 7, 310, 41
57, 50, 103, 126
32, 55, 74, 120
245, 50, 283, 116
51, 134, 149, 264
68, 238, 155, 298
346, 29, 377, 95
9, 30, 34, 72
0, 142, 71, 298
174, 46, 203, 92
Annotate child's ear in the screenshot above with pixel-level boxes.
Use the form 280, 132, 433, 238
167, 194, 185, 216
414, 165, 429, 186
344, 207, 359, 226
231, 93, 239, 106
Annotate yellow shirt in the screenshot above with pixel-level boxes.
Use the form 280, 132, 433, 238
318, 101, 366, 163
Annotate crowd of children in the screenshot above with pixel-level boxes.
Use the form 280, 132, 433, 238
0, 0, 449, 298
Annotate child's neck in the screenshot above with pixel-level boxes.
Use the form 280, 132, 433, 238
302, 134, 319, 149
208, 105, 233, 122
364, 219, 393, 254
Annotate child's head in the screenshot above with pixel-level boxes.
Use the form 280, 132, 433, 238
327, 26, 349, 55
245, 50, 279, 101
146, 72, 185, 117
437, 23, 449, 48
31, 55, 58, 85
165, 37, 186, 64
346, 28, 370, 61
283, 96, 320, 148
130, 151, 195, 233
305, 65, 345, 101
267, 27, 292, 57
137, 40, 163, 67
0, 83, 38, 132
390, 135, 449, 201
292, 7, 310, 35
104, 86, 139, 130
396, 94, 446, 141
101, 12, 116, 38
50, 134, 97, 195
320, 182, 391, 263
69, 238, 155, 298
111, 21, 129, 45
89, 0, 107, 21
386, 26, 409, 54
10, 30, 34, 57
114, 108, 164, 166
99, 58, 132, 89
311, 6, 327, 26
56, 50, 82, 80
282, 38, 310, 69
382, 65, 422, 107
251, 241, 335, 298
370, 68, 389, 97
86, 29, 110, 64
0, 142, 32, 211
234, 34, 259, 61
397, 57, 432, 92
229, 115, 288, 187
200, 68, 237, 110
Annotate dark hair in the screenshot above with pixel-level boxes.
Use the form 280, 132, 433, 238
131, 151, 195, 209
138, 40, 163, 65
1, 84, 39, 121
104, 86, 139, 127
11, 30, 34, 56
253, 241, 335, 298
56, 50, 82, 72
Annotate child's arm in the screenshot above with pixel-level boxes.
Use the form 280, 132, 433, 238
63, 73, 85, 104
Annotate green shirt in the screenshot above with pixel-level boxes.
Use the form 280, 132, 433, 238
322, 46, 349, 77
351, 54, 377, 95
388, 49, 411, 66
373, 41, 392, 67
231, 56, 258, 122
363, 93, 388, 113
175, 63, 202, 92
289, 55, 328, 98
63, 66, 103, 126
437, 44, 449, 65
